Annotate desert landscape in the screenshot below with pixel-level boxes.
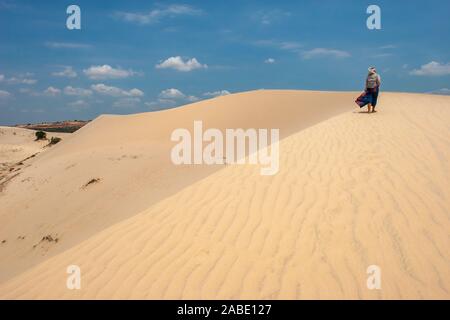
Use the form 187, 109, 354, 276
0, 90, 449, 299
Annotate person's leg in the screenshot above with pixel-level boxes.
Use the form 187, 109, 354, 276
368, 103, 372, 113
372, 90, 379, 112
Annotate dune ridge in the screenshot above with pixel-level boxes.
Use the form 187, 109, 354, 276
0, 91, 449, 299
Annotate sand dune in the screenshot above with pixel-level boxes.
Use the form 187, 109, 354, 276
0, 126, 70, 165
0, 127, 69, 193
0, 91, 449, 299
0, 90, 354, 282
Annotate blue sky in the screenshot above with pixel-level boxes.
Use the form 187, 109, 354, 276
0, 0, 449, 125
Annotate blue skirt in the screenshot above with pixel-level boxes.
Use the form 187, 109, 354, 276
367, 88, 379, 107
355, 88, 379, 108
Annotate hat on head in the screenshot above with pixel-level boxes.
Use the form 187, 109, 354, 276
368, 66, 376, 73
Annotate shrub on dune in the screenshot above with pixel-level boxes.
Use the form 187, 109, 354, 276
35, 131, 46, 140
48, 137, 62, 145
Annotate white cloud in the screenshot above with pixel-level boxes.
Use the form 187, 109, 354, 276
64, 86, 92, 97
159, 88, 185, 99
90, 83, 144, 97
20, 78, 37, 84
84, 65, 138, 80
0, 90, 11, 98
264, 58, 275, 64
427, 88, 450, 95
147, 99, 176, 106
279, 42, 302, 50
156, 56, 207, 72
6, 76, 37, 85
113, 97, 141, 108
44, 86, 61, 96
203, 90, 231, 97
186, 95, 199, 102
371, 53, 393, 58
145, 99, 177, 110
301, 48, 351, 59
18, 88, 43, 96
0, 74, 4, 81
52, 66, 77, 78
158, 89, 198, 102
45, 42, 91, 49
116, 4, 201, 25
147, 88, 200, 108
253, 40, 302, 52
128, 88, 144, 97
0, 1, 21, 10
410, 61, 450, 76
252, 9, 291, 25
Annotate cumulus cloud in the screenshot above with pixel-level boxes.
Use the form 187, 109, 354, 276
6, 75, 37, 85
186, 95, 199, 102
90, 83, 144, 97
146, 88, 200, 109
264, 58, 275, 64
84, 65, 138, 80
410, 61, 450, 76
128, 88, 145, 97
156, 56, 207, 72
301, 48, 351, 59
158, 88, 199, 102
52, 66, 77, 78
116, 4, 202, 25
0, 74, 4, 81
159, 88, 186, 99
64, 86, 92, 97
44, 86, 61, 96
0, 90, 11, 98
203, 90, 231, 97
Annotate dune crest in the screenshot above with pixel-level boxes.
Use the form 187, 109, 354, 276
0, 91, 449, 299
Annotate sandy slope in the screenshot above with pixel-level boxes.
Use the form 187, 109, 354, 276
0, 91, 449, 299
0, 127, 70, 193
0, 126, 70, 164
0, 90, 354, 282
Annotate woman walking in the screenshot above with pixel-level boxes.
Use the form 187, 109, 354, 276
365, 67, 381, 113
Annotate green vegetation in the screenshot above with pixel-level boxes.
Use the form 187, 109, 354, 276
48, 137, 62, 145
35, 131, 47, 140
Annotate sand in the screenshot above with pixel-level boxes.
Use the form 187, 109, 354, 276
0, 90, 449, 299
0, 127, 69, 193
